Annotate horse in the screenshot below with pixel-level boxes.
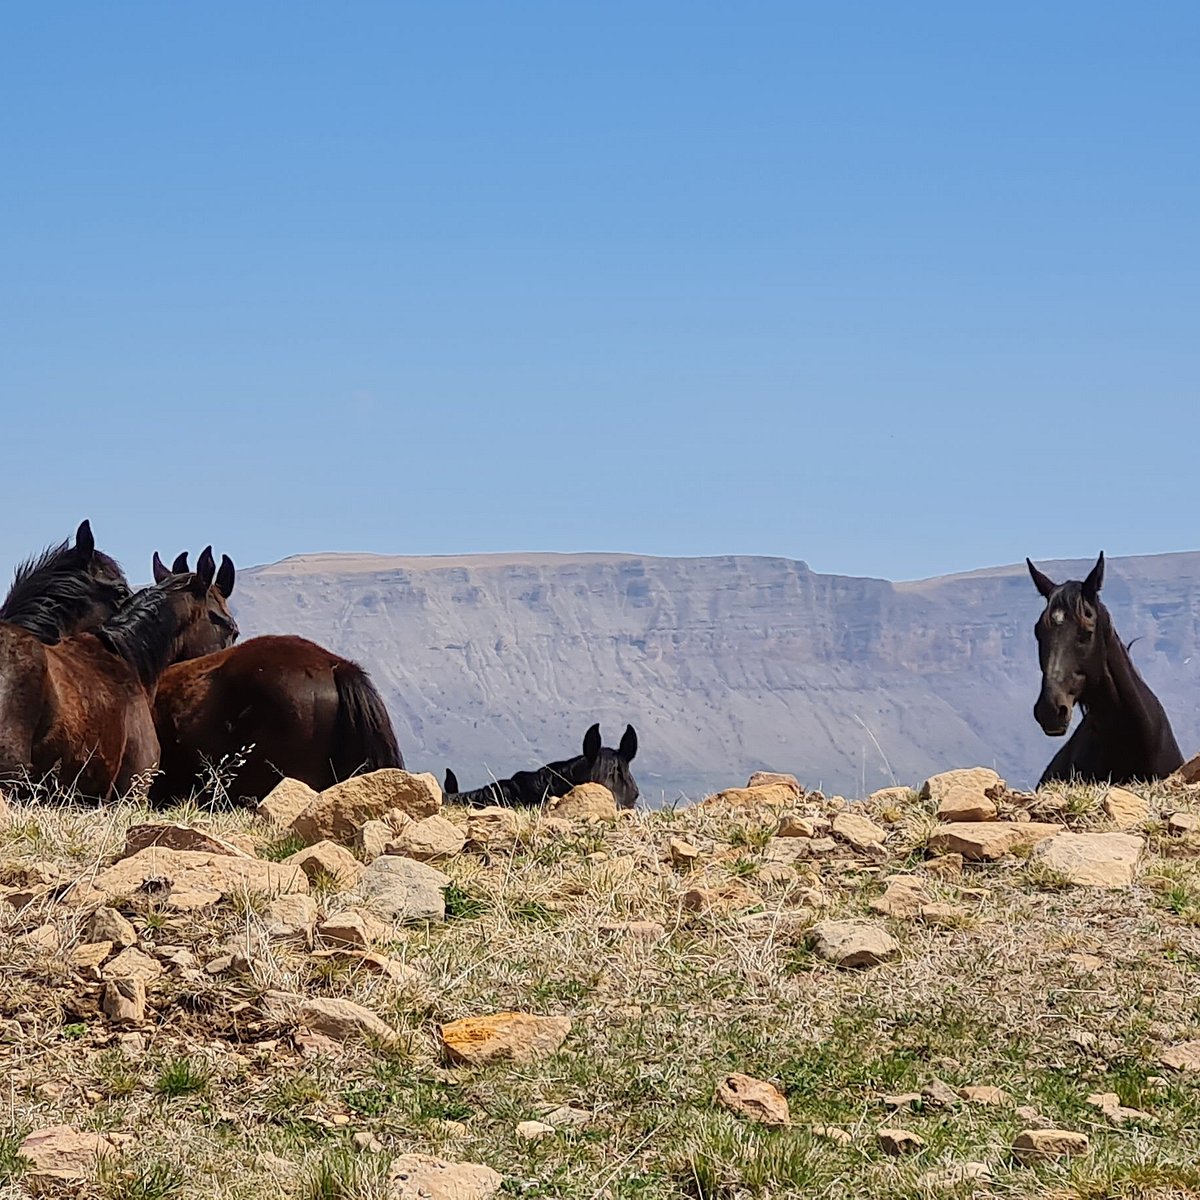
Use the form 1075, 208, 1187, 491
0, 555, 237, 800
1027, 552, 1183, 786
147, 554, 403, 805
0, 520, 131, 642
443, 723, 640, 809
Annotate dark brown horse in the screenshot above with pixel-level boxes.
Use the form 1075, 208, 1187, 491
0, 556, 237, 800
444, 723, 640, 809
1028, 552, 1183, 786
145, 552, 402, 804
1, 520, 131, 641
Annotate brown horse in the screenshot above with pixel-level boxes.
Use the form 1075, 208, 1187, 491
0, 555, 236, 800
1, 520, 131, 641
145, 553, 403, 805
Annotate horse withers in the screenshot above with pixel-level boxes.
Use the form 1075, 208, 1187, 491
444, 723, 640, 809
1027, 551, 1183, 786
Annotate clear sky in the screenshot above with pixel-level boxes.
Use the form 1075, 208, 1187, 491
2, 2, 1197, 585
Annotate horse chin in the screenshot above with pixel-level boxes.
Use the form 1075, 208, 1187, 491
1039, 721, 1070, 738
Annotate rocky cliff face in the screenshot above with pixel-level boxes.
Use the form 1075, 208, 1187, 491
228, 550, 1200, 801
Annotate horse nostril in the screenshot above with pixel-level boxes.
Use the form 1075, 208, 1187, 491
1057, 706, 1069, 724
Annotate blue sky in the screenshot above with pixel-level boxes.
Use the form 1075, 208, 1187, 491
2, 2, 1197, 584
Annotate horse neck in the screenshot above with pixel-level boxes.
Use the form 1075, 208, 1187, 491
1083, 610, 1159, 743
97, 590, 193, 690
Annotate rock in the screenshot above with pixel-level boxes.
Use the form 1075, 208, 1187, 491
869, 786, 914, 808
297, 998, 398, 1046
1169, 754, 1200, 785
466, 806, 519, 850
19, 923, 60, 950
548, 783, 618, 821
1103, 788, 1150, 829
714, 1073, 790, 1127
669, 837, 701, 865
923, 853, 963, 878
776, 814, 821, 838
1159, 1041, 1200, 1072
936, 787, 997, 823
1012, 1129, 1090, 1162
284, 841, 365, 889
878, 1128, 924, 1155
746, 771, 802, 798
960, 1085, 1008, 1106
101, 948, 162, 981
681, 883, 760, 914
291, 770, 442, 845
881, 1092, 922, 1110
922, 1079, 961, 1108
388, 1154, 502, 1200
869, 877, 928, 919
762, 838, 811, 867
19, 1125, 117, 1183
1066, 952, 1105, 972
927, 821, 1062, 861
706, 783, 796, 810
358, 855, 449, 923
1032, 832, 1143, 888
69, 848, 307, 908
102, 978, 146, 1024
920, 903, 970, 928
354, 819, 393, 863
598, 920, 666, 941
122, 824, 253, 860
440, 1012, 571, 1066
312, 949, 423, 986
260, 894, 318, 941
257, 778, 320, 826
515, 1120, 555, 1141
87, 907, 137, 947
1168, 812, 1200, 835
68, 941, 113, 974
810, 920, 900, 969
810, 1125, 852, 1146
921, 768, 1002, 804
387, 814, 466, 862
318, 913, 377, 949
831, 812, 887, 852
1086, 1092, 1154, 1123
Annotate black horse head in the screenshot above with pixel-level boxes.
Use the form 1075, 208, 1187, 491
576, 722, 640, 809
1027, 552, 1107, 737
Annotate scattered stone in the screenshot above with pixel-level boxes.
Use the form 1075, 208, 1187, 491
1169, 754, 1200, 786
284, 841, 364, 889
681, 883, 760, 914
776, 814, 821, 838
354, 819, 393, 863
1032, 832, 1144, 888
1066, 952, 1105, 972
869, 876, 928, 919
869, 786, 914, 808
810, 1124, 852, 1146
810, 920, 900, 969
19, 1125, 117, 1183
1159, 1041, 1200, 1072
920, 903, 970, 928
440, 1012, 571, 1066
515, 1120, 555, 1140
69, 848, 307, 908
707, 783, 796, 810
101, 948, 162, 982
831, 812, 887, 852
466, 807, 519, 850
1168, 812, 1200, 836
358, 855, 449, 923
669, 837, 701, 865
318, 913, 376, 949
920, 1162, 992, 1190
67, 941, 113, 974
291, 770, 442, 845
960, 1085, 1008, 1106
388, 814, 467, 862
881, 1092, 922, 1110
102, 978, 146, 1024
19, 923, 60, 951
1086, 1092, 1155, 1123
808, 836, 838, 855
923, 853, 964, 878
936, 786, 997, 823
921, 768, 1002, 804
263, 894, 319, 940
297, 998, 398, 1046
922, 1079, 961, 1108
927, 821, 1062, 862
352, 1131, 385, 1153
257, 778, 320, 826
312, 949, 423, 986
1012, 1129, 1090, 1162
122, 824, 253, 860
715, 1073, 791, 1127
747, 771, 802, 798
388, 1154, 502, 1200
548, 783, 618, 821
598, 920, 666, 941
762, 838, 812, 866
88, 906, 137, 947
1103, 788, 1151, 829
878, 1128, 925, 1155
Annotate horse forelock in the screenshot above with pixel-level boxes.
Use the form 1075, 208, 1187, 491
1041, 581, 1100, 636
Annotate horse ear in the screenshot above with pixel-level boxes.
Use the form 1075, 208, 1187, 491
1027, 558, 1056, 599
152, 552, 171, 584
582, 723, 602, 763
74, 520, 95, 559
618, 724, 638, 762
171, 551, 189, 574
196, 546, 216, 587
1083, 552, 1105, 602
216, 554, 236, 598
444, 769, 459, 794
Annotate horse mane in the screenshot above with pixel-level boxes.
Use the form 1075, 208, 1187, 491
96, 577, 194, 688
0, 539, 131, 642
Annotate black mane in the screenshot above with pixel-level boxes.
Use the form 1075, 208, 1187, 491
0, 539, 131, 643
96, 577, 193, 688
448, 754, 591, 808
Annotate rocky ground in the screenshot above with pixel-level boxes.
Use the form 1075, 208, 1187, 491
2, 762, 1200, 1199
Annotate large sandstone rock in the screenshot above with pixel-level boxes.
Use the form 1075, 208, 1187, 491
284, 841, 364, 889
89, 906, 136, 947
935, 787, 997, 823
256, 778, 320, 826
831, 811, 886, 852
548, 783, 618, 821
263, 894, 319, 940
869, 876, 928, 919
1012, 1129, 1089, 1161
440, 1012, 571, 1066
681, 882, 760, 914
1103, 788, 1151, 829
706, 783, 796, 810
921, 768, 1002, 804
1169, 753, 1200, 785
358, 854, 449, 922
19, 1125, 117, 1183
122, 824, 254, 860
466, 806, 520, 850
1159, 1041, 1200, 1072
102, 977, 146, 1024
746, 771, 802, 798
388, 814, 467, 861
1031, 832, 1143, 888
67, 848, 307, 908
810, 920, 899, 968
298, 997, 398, 1046
927, 821, 1062, 862
388, 1155, 502, 1200
715, 1073, 790, 1127
291, 770, 442, 845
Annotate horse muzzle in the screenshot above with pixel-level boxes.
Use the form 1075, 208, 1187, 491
1034, 687, 1073, 737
